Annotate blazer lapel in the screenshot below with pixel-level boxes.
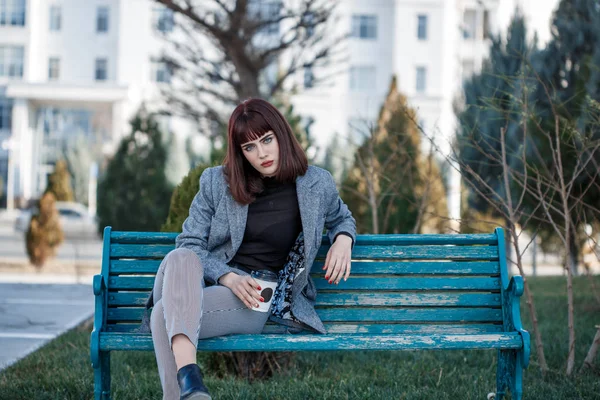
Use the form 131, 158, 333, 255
296, 169, 320, 261
226, 193, 248, 253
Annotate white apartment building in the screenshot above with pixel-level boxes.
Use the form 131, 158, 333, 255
0, 0, 559, 215
0, 0, 194, 210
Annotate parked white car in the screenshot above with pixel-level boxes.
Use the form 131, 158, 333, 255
14, 201, 99, 239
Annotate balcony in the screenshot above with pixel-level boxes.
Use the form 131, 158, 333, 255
6, 82, 128, 106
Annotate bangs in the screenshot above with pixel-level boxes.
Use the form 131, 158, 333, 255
231, 111, 273, 146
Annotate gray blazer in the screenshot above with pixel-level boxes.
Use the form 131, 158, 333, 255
175, 165, 357, 334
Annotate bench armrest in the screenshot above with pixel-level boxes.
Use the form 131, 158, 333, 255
503, 275, 530, 368
93, 274, 105, 296
91, 274, 106, 368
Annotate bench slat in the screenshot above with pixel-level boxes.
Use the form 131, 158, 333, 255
110, 259, 162, 274
314, 277, 501, 291
99, 332, 522, 352
317, 245, 499, 260
106, 307, 502, 323
109, 259, 500, 276
109, 231, 499, 246
105, 276, 501, 291
316, 308, 502, 322
264, 323, 505, 334
110, 244, 499, 261
107, 292, 501, 308
104, 322, 504, 334
315, 293, 501, 306
313, 261, 500, 275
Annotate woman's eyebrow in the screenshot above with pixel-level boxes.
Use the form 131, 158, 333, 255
242, 133, 272, 147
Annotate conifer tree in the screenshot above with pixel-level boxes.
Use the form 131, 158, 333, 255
46, 159, 74, 202
25, 191, 64, 268
342, 76, 448, 233
161, 163, 210, 233
97, 107, 173, 233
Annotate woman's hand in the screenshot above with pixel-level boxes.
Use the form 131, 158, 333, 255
219, 272, 263, 309
323, 235, 353, 285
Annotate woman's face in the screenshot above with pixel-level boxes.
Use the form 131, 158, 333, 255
240, 130, 279, 177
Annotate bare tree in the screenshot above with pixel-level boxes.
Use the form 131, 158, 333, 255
507, 72, 600, 375
395, 77, 550, 373
154, 0, 346, 131
412, 68, 600, 376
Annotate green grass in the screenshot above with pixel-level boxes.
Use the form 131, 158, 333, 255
1, 276, 599, 399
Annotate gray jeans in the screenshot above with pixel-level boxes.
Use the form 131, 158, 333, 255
150, 248, 270, 400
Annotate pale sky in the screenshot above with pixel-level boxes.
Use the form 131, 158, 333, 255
496, 0, 561, 46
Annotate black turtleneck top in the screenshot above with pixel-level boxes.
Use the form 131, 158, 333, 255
231, 177, 302, 273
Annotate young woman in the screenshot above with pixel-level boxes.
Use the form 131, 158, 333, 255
149, 98, 356, 400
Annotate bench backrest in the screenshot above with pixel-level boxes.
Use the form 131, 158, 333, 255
100, 227, 509, 335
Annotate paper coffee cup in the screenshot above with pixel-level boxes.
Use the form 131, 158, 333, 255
250, 270, 279, 312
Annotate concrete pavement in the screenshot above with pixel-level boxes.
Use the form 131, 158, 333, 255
0, 210, 98, 372
0, 283, 94, 371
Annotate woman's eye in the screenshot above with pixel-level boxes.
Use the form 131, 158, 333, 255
243, 145, 254, 152
264, 136, 272, 144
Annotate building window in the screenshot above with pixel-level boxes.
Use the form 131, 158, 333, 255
483, 10, 490, 39
49, 5, 61, 31
303, 66, 314, 88
463, 9, 476, 39
0, 46, 24, 78
95, 58, 107, 81
38, 108, 97, 171
153, 7, 174, 33
416, 66, 427, 93
0, 157, 7, 202
0, 97, 13, 131
462, 60, 474, 80
264, 2, 281, 35
349, 66, 376, 91
249, 0, 281, 36
417, 14, 427, 40
351, 15, 377, 39
48, 57, 60, 80
0, 0, 26, 26
151, 60, 171, 83
97, 6, 109, 33
302, 11, 315, 38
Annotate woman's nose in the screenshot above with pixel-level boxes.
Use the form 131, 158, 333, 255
257, 145, 267, 158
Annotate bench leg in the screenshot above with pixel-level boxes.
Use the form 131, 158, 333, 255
496, 349, 524, 400
93, 351, 111, 400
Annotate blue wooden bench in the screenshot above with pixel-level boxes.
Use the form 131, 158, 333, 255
91, 226, 530, 400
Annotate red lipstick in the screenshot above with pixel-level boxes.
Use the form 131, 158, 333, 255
261, 160, 274, 167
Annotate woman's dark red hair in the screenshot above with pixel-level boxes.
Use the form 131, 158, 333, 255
223, 98, 308, 204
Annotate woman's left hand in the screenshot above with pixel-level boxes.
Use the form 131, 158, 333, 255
323, 235, 353, 284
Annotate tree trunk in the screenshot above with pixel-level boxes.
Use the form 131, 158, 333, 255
369, 185, 378, 234
568, 225, 580, 276
582, 326, 600, 370
532, 235, 537, 277
508, 224, 549, 374
564, 214, 576, 376
504, 219, 512, 274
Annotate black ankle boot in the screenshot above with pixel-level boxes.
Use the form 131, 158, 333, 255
176, 363, 211, 400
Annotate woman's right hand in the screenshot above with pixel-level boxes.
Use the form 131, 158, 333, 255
219, 272, 263, 309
